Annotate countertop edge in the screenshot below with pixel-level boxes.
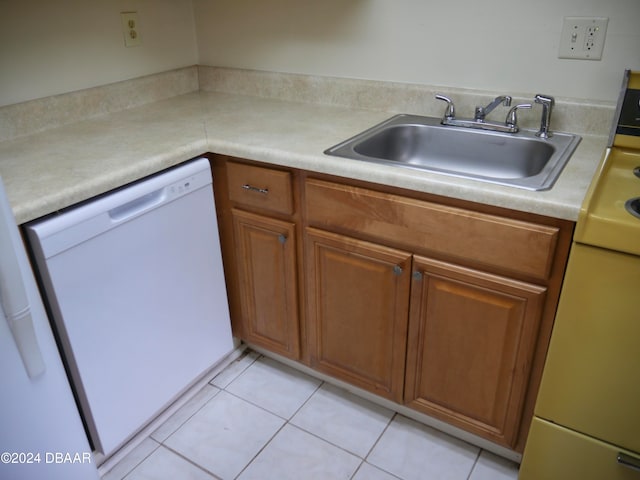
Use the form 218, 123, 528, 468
0, 91, 607, 225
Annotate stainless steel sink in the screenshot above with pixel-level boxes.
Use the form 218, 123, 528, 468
324, 114, 581, 191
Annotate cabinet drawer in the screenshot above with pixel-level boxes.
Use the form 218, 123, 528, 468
520, 417, 640, 480
305, 178, 559, 280
227, 161, 293, 215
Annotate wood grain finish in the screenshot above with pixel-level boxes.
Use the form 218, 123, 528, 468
213, 156, 574, 454
232, 209, 300, 359
305, 178, 560, 281
227, 161, 293, 215
306, 228, 411, 403
404, 255, 546, 447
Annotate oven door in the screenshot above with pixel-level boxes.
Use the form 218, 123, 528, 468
534, 242, 640, 454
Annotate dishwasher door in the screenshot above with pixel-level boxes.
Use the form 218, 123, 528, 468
26, 158, 233, 458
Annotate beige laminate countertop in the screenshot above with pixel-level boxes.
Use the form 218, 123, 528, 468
0, 91, 608, 225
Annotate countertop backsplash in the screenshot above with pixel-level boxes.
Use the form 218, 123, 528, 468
1, 65, 615, 144
197, 66, 615, 138
0, 67, 199, 143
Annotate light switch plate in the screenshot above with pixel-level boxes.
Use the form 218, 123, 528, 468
558, 17, 608, 60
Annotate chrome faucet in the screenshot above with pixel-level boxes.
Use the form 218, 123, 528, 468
434, 94, 455, 120
435, 94, 527, 133
505, 104, 532, 130
474, 96, 512, 122
534, 94, 555, 138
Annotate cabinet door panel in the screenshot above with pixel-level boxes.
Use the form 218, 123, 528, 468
233, 209, 299, 359
306, 228, 411, 402
405, 255, 546, 447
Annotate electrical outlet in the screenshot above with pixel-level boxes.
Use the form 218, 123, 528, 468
120, 12, 141, 48
558, 17, 608, 60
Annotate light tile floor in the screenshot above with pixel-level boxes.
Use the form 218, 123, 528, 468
101, 350, 520, 480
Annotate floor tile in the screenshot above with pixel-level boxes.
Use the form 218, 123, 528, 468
164, 390, 284, 480
367, 415, 480, 480
226, 355, 322, 418
291, 383, 394, 457
101, 437, 159, 480
237, 424, 361, 480
210, 350, 260, 389
352, 462, 402, 480
469, 450, 520, 480
124, 446, 215, 480
151, 384, 220, 442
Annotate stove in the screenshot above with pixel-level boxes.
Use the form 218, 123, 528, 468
520, 70, 640, 479
575, 69, 640, 255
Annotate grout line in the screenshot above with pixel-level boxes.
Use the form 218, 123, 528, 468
466, 449, 483, 480
231, 412, 289, 479
364, 411, 397, 461
159, 443, 223, 480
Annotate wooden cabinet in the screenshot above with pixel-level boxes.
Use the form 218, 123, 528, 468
232, 209, 300, 358
405, 256, 546, 447
305, 228, 411, 403
215, 158, 301, 360
303, 176, 572, 451
213, 155, 573, 453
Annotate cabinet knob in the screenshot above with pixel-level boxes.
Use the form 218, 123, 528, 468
412, 271, 423, 281
278, 234, 287, 244
393, 265, 403, 276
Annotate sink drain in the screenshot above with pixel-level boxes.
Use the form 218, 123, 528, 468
634, 167, 640, 179
625, 197, 640, 219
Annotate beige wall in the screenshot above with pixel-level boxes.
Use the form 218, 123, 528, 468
0, 0, 198, 106
194, 0, 640, 103
1, 0, 638, 107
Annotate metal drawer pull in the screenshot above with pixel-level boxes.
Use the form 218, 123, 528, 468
617, 452, 640, 472
242, 184, 269, 195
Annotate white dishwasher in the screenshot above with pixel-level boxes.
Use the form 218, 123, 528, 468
25, 157, 233, 458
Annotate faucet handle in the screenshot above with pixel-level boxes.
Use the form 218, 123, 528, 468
505, 104, 532, 130
435, 94, 455, 120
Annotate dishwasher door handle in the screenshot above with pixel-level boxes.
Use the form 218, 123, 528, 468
108, 188, 166, 222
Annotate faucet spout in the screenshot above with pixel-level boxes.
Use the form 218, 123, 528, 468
475, 96, 512, 121
534, 94, 555, 138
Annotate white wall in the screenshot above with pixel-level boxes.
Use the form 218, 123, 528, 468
0, 0, 198, 106
1, 0, 638, 107
194, 0, 640, 102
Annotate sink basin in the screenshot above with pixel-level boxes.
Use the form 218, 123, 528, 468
325, 114, 581, 191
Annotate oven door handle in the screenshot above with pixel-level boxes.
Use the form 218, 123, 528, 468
617, 452, 640, 473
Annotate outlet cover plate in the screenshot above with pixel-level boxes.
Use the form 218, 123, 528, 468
559, 17, 608, 60
121, 12, 141, 48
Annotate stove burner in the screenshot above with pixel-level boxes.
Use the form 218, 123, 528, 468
634, 167, 640, 179
625, 197, 640, 219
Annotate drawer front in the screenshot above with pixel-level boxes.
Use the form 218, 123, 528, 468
520, 417, 640, 480
305, 178, 559, 280
227, 161, 293, 215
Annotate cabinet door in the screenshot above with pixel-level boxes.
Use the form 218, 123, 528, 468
232, 209, 300, 359
405, 255, 546, 447
306, 228, 411, 403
